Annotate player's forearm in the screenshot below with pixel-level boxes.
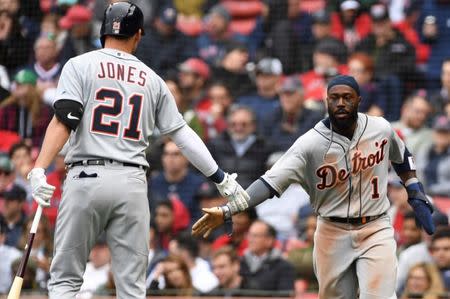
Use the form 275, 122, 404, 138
225, 178, 275, 215
34, 116, 70, 169
167, 125, 219, 177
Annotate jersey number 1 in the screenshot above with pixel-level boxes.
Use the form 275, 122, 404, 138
371, 176, 380, 199
91, 88, 143, 140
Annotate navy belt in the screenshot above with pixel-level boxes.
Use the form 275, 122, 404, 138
325, 213, 386, 225
67, 159, 145, 170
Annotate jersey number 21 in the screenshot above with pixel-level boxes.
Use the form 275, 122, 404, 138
90, 88, 143, 141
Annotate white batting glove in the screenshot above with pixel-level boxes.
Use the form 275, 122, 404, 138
27, 168, 55, 207
215, 173, 250, 212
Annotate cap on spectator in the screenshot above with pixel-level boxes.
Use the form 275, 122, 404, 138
225, 40, 248, 54
340, 0, 360, 11
196, 181, 221, 199
0, 154, 12, 173
14, 69, 37, 85
312, 10, 330, 24
159, 6, 177, 26
314, 39, 347, 63
208, 4, 231, 23
179, 58, 210, 80
370, 4, 390, 22
3, 184, 26, 202
256, 57, 283, 76
59, 5, 93, 30
279, 75, 303, 93
433, 116, 450, 132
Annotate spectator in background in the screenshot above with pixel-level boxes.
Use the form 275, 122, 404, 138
211, 42, 254, 98
11, 256, 38, 291
165, 78, 204, 139
286, 212, 318, 293
356, 3, 416, 89
0, 9, 32, 73
197, 81, 233, 141
429, 227, 450, 290
40, 14, 66, 54
237, 57, 282, 124
416, 116, 450, 197
300, 39, 348, 104
264, 0, 313, 74
0, 154, 15, 195
0, 218, 21, 294
79, 236, 111, 296
153, 200, 188, 252
396, 211, 449, 294
400, 263, 445, 299
392, 92, 432, 156
209, 246, 243, 295
149, 141, 205, 223
197, 4, 247, 66
330, 0, 372, 51
212, 208, 257, 257
348, 52, 387, 117
9, 142, 33, 202
0, 184, 27, 247
296, 9, 347, 74
397, 211, 423, 255
0, 69, 53, 147
136, 6, 197, 78
261, 75, 324, 152
169, 233, 219, 293
387, 171, 412, 242
430, 58, 450, 118
58, 4, 95, 60
148, 254, 197, 296
393, 1, 430, 67
18, 214, 52, 290
208, 105, 272, 188
178, 57, 210, 108
32, 36, 61, 106
420, 0, 450, 90
240, 220, 295, 292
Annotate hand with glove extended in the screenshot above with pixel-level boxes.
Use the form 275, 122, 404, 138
28, 168, 56, 207
215, 173, 250, 212
406, 181, 435, 235
192, 207, 227, 238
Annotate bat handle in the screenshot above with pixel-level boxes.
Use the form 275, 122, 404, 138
30, 205, 43, 234
7, 277, 23, 299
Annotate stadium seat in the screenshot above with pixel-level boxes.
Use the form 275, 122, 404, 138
229, 18, 258, 35
221, 0, 264, 18
176, 16, 204, 37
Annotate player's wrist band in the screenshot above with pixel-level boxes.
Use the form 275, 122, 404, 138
209, 168, 225, 184
221, 205, 232, 221
405, 177, 419, 187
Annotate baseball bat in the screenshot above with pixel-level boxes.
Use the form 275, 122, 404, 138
7, 205, 43, 299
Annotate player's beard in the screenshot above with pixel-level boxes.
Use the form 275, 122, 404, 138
329, 106, 358, 131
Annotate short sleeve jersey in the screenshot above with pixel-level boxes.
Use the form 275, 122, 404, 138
262, 113, 405, 218
54, 48, 186, 167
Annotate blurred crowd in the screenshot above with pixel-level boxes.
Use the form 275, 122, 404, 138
0, 0, 450, 298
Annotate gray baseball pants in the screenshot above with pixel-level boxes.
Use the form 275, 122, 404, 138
313, 214, 398, 299
48, 162, 150, 299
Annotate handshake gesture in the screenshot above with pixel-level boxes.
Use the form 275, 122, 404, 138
192, 173, 249, 238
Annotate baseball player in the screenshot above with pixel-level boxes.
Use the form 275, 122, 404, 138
192, 75, 435, 299
27, 2, 247, 299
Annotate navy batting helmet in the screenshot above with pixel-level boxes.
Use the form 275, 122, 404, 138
100, 1, 145, 47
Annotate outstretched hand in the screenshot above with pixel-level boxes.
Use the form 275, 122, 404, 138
192, 207, 225, 238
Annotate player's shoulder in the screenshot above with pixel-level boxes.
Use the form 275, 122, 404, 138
364, 113, 393, 133
65, 50, 102, 67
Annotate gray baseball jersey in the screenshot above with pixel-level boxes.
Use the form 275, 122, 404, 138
262, 113, 405, 218
54, 48, 186, 166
